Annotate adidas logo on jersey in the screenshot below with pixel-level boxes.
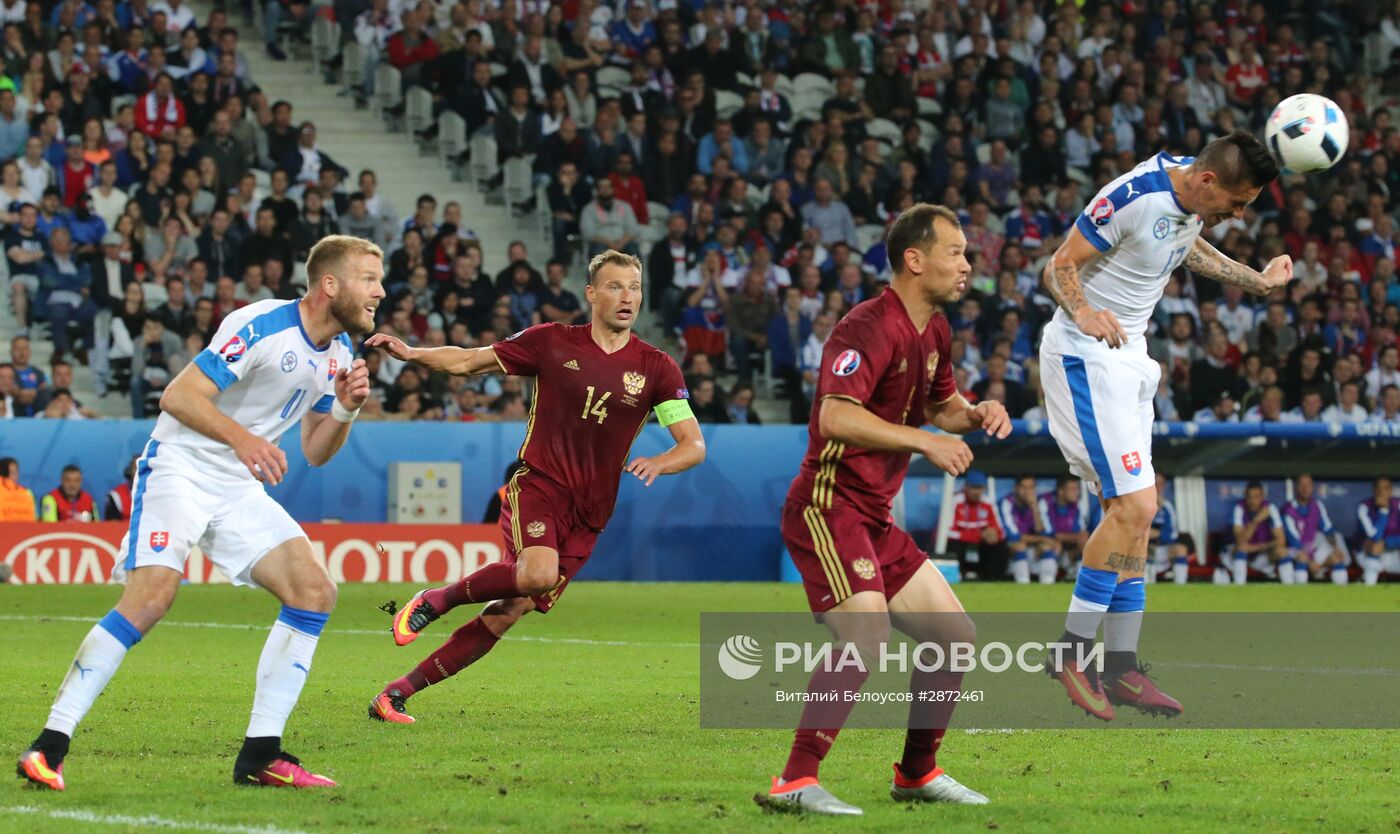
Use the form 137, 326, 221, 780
564, 359, 580, 370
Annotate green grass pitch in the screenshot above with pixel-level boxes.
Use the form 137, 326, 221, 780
3, 582, 1399, 833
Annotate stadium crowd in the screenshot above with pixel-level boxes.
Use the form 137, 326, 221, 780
1, 0, 1400, 429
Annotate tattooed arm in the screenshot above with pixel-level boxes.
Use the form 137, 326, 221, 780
1183, 236, 1292, 295
1043, 225, 1129, 348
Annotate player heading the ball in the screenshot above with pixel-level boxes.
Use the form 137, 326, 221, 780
1039, 131, 1289, 721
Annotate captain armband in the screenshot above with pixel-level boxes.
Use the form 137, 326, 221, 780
654, 399, 694, 427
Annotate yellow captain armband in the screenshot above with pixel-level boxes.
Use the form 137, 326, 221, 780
653, 398, 694, 427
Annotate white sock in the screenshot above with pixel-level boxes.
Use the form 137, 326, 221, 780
46, 610, 142, 736
1233, 556, 1248, 585
1104, 579, 1146, 654
1065, 567, 1117, 639
246, 606, 328, 738
1039, 555, 1058, 584
1012, 556, 1030, 584
1279, 559, 1295, 585
1172, 559, 1188, 584
1363, 557, 1381, 587
1333, 564, 1349, 585
1295, 565, 1309, 584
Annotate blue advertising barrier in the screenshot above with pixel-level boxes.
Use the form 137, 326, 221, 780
1, 419, 1393, 581
0, 420, 811, 582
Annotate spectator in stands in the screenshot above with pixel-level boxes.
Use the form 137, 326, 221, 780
135, 72, 185, 139
0, 456, 36, 520
40, 463, 95, 521
1365, 345, 1400, 398
40, 226, 97, 363
538, 259, 582, 325
690, 377, 727, 423
103, 455, 139, 520
1323, 380, 1368, 423
800, 177, 857, 248
726, 268, 776, 383
546, 159, 589, 264
726, 382, 761, 425
1193, 390, 1239, 424
262, 0, 308, 61
580, 177, 640, 260
1285, 387, 1327, 423
0, 87, 25, 159
6, 202, 46, 330
387, 8, 438, 89
1373, 385, 1400, 423
239, 206, 293, 278
0, 364, 15, 418
1228, 481, 1286, 585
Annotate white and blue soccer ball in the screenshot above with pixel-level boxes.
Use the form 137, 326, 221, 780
1265, 94, 1349, 173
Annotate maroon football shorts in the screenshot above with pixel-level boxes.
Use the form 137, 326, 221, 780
497, 467, 599, 613
781, 499, 928, 614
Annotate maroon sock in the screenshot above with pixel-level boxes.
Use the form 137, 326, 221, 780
423, 562, 519, 613
899, 668, 964, 780
780, 664, 870, 783
384, 617, 500, 699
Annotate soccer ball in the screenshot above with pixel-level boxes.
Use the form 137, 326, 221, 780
1264, 94, 1349, 173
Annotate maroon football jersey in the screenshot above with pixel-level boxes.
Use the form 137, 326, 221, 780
786, 289, 957, 522
492, 323, 688, 529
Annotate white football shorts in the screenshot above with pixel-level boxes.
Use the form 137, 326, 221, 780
1040, 322, 1159, 500
111, 439, 306, 587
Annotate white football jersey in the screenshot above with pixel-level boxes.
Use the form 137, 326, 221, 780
151, 299, 355, 478
1056, 152, 1205, 341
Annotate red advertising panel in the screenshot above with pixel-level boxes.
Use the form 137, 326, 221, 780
0, 523, 505, 585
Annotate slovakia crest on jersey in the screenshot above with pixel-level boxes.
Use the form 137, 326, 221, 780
220, 335, 247, 363
149, 531, 169, 552
326, 357, 338, 381
1090, 197, 1114, 227
1153, 217, 1170, 240
832, 349, 861, 377
1121, 451, 1143, 476
281, 351, 297, 373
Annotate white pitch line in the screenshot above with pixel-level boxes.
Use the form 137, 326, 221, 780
0, 805, 312, 834
4, 614, 1397, 677
0, 613, 697, 648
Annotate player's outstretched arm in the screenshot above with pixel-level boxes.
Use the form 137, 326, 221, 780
1183, 237, 1291, 295
624, 416, 706, 487
363, 332, 504, 376
818, 397, 973, 476
160, 364, 289, 485
301, 358, 371, 466
1044, 226, 1129, 348
924, 392, 1012, 439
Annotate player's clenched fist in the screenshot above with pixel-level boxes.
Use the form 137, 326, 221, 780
923, 435, 974, 476
233, 432, 288, 485
1073, 305, 1129, 349
1261, 255, 1293, 290
336, 358, 371, 410
364, 332, 416, 361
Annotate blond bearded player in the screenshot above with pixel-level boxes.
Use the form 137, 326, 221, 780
19, 236, 385, 791
758, 204, 1011, 816
364, 250, 705, 723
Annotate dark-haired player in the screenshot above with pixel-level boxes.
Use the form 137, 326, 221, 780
1039, 130, 1291, 720
759, 204, 1011, 816
363, 250, 705, 723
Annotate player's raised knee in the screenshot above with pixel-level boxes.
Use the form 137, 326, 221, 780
514, 561, 560, 596
1111, 488, 1158, 531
